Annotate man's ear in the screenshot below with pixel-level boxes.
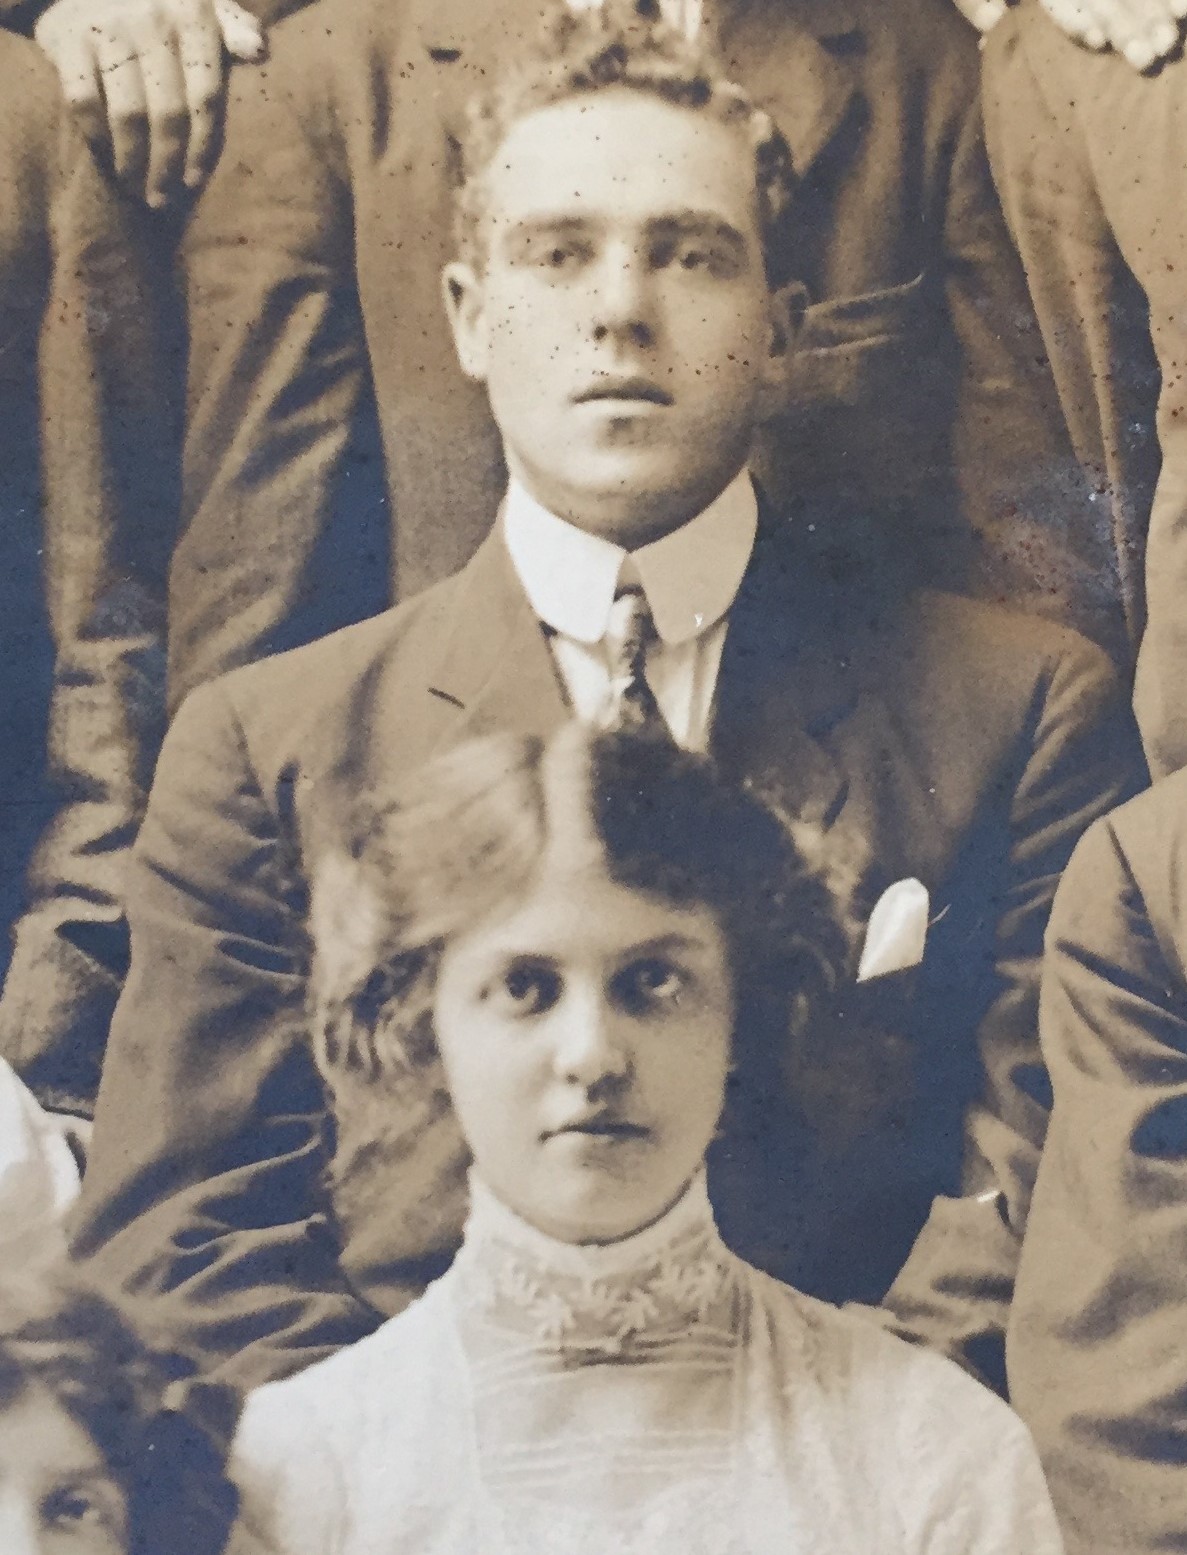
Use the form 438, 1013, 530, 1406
442, 260, 489, 382
765, 280, 807, 365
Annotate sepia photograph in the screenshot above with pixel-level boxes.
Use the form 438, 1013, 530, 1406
0, 0, 1180, 1548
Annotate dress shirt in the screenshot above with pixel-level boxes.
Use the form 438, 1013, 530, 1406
501, 471, 757, 752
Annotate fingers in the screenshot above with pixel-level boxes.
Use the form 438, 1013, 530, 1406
94, 28, 150, 191
1088, 0, 1178, 65
138, 20, 192, 205
35, 0, 265, 206
38, 26, 108, 154
1038, 0, 1110, 48
177, 16, 223, 190
213, 0, 265, 62
1040, 0, 1184, 65
950, 0, 1009, 33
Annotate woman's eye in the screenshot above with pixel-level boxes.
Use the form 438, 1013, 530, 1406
618, 958, 687, 1013
43, 1486, 105, 1528
499, 963, 561, 1016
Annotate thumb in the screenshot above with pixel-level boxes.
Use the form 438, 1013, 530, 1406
214, 0, 266, 60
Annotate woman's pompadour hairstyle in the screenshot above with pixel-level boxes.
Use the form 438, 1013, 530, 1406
308, 724, 854, 1113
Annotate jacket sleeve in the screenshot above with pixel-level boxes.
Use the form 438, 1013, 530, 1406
71, 678, 383, 1390
1008, 790, 1187, 1555
882, 631, 1145, 1390
936, 39, 1125, 663
172, 21, 388, 711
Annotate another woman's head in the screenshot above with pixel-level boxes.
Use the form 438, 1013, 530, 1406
0, 1273, 239, 1555
311, 725, 848, 1246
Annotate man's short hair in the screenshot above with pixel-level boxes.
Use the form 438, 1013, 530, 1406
454, 0, 799, 286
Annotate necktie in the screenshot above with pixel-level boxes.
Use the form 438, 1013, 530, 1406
600, 587, 667, 735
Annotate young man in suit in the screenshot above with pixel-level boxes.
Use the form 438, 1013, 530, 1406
75, 0, 1141, 1393
1007, 772, 1187, 1555
4, 0, 1108, 1121
173, 0, 1105, 704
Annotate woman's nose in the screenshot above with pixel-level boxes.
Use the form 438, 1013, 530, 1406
0, 1495, 42, 1555
552, 986, 632, 1089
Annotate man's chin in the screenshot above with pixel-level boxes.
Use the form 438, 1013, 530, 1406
557, 464, 720, 544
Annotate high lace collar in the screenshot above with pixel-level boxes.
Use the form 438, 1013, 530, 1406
449, 1171, 738, 1358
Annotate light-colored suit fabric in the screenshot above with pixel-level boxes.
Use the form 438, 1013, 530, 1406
74, 513, 1140, 1392
1009, 769, 1187, 1555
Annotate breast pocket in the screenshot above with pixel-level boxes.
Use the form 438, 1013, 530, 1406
784, 272, 930, 411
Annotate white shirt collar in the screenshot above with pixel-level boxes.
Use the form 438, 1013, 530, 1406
502, 470, 758, 647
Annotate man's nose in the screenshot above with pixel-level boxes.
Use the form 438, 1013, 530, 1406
0, 1495, 43, 1555
590, 247, 655, 349
552, 986, 632, 1090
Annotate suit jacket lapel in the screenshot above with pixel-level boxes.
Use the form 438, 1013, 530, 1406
712, 508, 855, 830
422, 529, 570, 743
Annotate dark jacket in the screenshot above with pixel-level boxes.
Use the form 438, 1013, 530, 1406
74, 510, 1140, 1391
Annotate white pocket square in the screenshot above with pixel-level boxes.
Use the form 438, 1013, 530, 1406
856, 878, 930, 983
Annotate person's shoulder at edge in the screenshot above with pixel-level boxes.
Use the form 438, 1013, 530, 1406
1061, 762, 1187, 889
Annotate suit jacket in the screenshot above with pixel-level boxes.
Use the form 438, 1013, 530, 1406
1008, 770, 1187, 1555
74, 510, 1140, 1391
172, 0, 1099, 711
0, 44, 185, 1112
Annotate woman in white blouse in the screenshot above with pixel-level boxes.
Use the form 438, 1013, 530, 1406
230, 724, 1063, 1555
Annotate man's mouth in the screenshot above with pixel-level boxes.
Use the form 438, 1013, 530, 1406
574, 378, 672, 407
549, 1115, 650, 1140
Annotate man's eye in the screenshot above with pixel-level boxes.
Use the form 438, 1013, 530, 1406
527, 240, 586, 271
676, 245, 713, 270
617, 958, 687, 1013
498, 964, 562, 1016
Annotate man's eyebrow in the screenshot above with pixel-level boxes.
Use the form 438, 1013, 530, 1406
648, 213, 750, 252
502, 215, 595, 240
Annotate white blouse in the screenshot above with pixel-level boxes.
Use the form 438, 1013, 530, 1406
231, 1174, 1063, 1555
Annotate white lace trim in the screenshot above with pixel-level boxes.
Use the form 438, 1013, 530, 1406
451, 1171, 737, 1355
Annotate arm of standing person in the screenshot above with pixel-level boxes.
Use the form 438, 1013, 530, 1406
934, 20, 1128, 657
171, 8, 388, 709
32, 0, 266, 207
1009, 782, 1187, 1554
881, 631, 1144, 1389
71, 678, 386, 1391
0, 38, 179, 1116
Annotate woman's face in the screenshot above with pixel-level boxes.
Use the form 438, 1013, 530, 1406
433, 853, 734, 1243
0, 1384, 128, 1555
